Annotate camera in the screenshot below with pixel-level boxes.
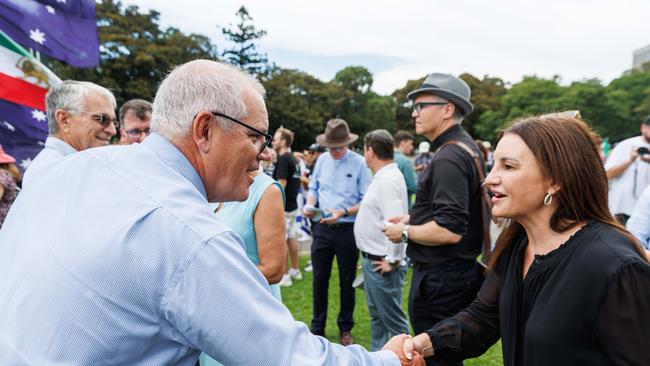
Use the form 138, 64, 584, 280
637, 147, 650, 156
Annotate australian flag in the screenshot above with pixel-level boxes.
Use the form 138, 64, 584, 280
0, 0, 99, 67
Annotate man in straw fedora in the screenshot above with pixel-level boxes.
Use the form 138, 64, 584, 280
303, 118, 372, 346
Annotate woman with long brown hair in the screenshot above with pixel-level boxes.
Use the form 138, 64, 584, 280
405, 116, 650, 365
0, 145, 20, 229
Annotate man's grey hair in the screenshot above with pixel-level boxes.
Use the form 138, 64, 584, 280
452, 107, 464, 124
151, 60, 266, 140
46, 80, 117, 135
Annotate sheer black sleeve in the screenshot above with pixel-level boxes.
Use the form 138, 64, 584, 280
426, 269, 501, 361
597, 260, 650, 365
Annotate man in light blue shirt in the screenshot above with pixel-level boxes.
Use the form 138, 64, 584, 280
0, 60, 421, 365
304, 119, 372, 346
22, 80, 117, 187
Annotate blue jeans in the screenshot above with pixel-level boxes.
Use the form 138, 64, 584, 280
361, 257, 410, 351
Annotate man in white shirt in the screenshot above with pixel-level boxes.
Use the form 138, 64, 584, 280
22, 80, 117, 187
604, 115, 650, 224
354, 129, 411, 351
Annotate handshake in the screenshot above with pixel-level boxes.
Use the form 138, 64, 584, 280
381, 333, 432, 366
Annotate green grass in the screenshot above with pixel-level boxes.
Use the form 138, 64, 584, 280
281, 255, 503, 365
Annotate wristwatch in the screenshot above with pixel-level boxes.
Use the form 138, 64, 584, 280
343, 208, 349, 217
400, 225, 410, 242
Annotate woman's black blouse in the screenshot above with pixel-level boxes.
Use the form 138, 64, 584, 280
426, 221, 650, 365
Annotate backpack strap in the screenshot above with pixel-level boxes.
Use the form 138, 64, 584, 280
436, 140, 494, 263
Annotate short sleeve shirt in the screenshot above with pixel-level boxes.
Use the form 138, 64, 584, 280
407, 125, 484, 264
604, 136, 650, 216
273, 152, 300, 211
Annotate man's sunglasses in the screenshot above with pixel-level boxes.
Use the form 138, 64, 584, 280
67, 109, 118, 127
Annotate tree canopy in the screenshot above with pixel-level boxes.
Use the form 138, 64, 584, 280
41, 0, 650, 148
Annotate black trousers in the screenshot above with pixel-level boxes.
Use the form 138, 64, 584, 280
409, 260, 483, 366
310, 222, 359, 336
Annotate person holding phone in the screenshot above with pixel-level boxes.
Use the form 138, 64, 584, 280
604, 114, 650, 224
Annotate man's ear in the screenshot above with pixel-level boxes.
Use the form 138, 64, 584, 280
443, 103, 456, 120
192, 112, 213, 154
54, 109, 69, 133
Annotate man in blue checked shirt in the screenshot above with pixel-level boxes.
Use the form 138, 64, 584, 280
304, 118, 372, 346
0, 60, 423, 366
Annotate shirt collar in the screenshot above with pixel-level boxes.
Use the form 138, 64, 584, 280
430, 124, 464, 152
46, 136, 77, 156
142, 133, 207, 199
375, 162, 398, 178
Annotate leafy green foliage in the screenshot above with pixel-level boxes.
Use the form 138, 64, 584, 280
41, 1, 650, 147
220, 6, 268, 75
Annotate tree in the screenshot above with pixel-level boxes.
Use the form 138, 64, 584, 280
44, 0, 218, 105
459, 73, 507, 139
606, 69, 650, 141
260, 67, 340, 149
221, 6, 268, 75
391, 76, 426, 132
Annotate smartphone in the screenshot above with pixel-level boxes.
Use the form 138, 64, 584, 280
638, 147, 650, 156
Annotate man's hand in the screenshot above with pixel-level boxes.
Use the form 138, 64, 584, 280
320, 209, 344, 225
382, 334, 426, 366
404, 333, 435, 359
383, 222, 405, 244
372, 259, 396, 275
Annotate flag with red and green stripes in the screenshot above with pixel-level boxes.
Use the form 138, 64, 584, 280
0, 29, 60, 173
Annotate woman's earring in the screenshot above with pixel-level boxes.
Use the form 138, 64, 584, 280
543, 193, 553, 206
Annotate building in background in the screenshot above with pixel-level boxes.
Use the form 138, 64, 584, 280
633, 44, 650, 70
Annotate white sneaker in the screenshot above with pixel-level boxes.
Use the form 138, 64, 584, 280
278, 274, 293, 287
304, 260, 313, 273
289, 268, 303, 280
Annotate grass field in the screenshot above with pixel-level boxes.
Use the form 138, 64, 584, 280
281, 256, 503, 365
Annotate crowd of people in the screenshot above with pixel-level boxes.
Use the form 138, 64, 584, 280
0, 59, 648, 365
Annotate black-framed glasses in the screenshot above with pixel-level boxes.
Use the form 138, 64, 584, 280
413, 102, 449, 113
211, 111, 272, 154
67, 108, 118, 127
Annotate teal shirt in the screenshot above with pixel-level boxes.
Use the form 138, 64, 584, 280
394, 151, 417, 197
217, 173, 284, 264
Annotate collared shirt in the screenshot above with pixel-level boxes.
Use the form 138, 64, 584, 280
0, 133, 398, 366
308, 149, 371, 223
354, 163, 407, 262
21, 136, 77, 188
604, 135, 650, 216
627, 185, 650, 249
408, 125, 484, 265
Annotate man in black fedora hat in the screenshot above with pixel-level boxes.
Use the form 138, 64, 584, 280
384, 73, 487, 366
303, 118, 372, 346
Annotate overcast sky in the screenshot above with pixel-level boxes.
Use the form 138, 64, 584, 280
123, 0, 650, 95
